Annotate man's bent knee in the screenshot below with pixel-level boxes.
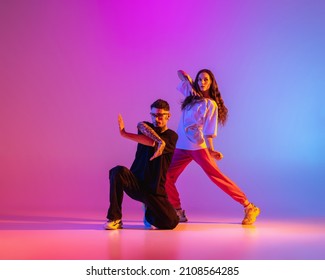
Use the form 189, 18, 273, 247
109, 165, 128, 178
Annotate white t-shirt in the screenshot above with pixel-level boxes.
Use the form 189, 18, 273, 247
176, 80, 218, 150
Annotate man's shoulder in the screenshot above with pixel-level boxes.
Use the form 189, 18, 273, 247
165, 128, 177, 136
164, 129, 178, 142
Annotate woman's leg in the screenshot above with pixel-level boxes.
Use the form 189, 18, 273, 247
165, 149, 193, 208
191, 149, 250, 206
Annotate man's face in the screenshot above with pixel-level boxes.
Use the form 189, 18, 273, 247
150, 107, 170, 129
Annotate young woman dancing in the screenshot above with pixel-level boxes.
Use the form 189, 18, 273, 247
165, 69, 260, 225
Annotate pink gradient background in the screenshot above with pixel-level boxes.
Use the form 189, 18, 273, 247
1, 0, 324, 220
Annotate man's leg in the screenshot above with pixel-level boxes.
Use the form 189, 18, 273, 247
106, 165, 143, 221
144, 194, 179, 230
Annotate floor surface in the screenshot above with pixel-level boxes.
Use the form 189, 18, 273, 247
1, 213, 324, 260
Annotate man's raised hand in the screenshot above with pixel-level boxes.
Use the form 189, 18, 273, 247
118, 114, 126, 136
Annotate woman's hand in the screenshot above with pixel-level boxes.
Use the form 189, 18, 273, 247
209, 149, 223, 160
177, 70, 193, 84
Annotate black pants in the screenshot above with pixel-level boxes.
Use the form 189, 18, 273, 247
106, 165, 179, 229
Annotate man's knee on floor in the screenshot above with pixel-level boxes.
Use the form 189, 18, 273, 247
162, 218, 179, 230
167, 216, 179, 229
157, 213, 179, 230
145, 209, 179, 230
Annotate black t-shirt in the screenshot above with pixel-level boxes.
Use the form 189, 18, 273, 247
130, 122, 178, 196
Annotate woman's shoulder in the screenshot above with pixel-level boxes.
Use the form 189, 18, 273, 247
206, 98, 218, 108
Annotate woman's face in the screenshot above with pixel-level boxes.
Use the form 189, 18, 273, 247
197, 72, 212, 93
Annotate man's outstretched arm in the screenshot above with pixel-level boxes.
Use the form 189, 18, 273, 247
117, 114, 155, 147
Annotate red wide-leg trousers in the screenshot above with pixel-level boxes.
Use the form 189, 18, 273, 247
165, 148, 249, 209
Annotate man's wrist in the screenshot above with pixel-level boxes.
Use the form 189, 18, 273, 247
120, 129, 127, 136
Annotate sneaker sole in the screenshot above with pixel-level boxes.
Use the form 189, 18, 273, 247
104, 226, 123, 230
104, 223, 123, 230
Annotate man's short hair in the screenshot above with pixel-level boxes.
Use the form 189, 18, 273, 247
150, 99, 170, 111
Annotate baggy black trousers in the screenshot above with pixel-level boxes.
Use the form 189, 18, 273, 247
106, 165, 179, 229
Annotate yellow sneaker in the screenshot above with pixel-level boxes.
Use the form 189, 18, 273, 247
242, 203, 260, 225
104, 219, 123, 230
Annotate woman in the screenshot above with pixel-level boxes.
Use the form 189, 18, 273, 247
165, 69, 260, 225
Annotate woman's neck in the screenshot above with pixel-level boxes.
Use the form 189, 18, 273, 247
202, 90, 210, 98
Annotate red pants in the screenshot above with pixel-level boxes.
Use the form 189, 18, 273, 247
165, 148, 249, 209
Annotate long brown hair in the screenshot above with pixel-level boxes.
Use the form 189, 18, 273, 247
181, 69, 228, 126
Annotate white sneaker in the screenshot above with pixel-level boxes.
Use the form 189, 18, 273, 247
176, 208, 188, 222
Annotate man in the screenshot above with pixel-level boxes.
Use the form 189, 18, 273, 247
105, 99, 179, 230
